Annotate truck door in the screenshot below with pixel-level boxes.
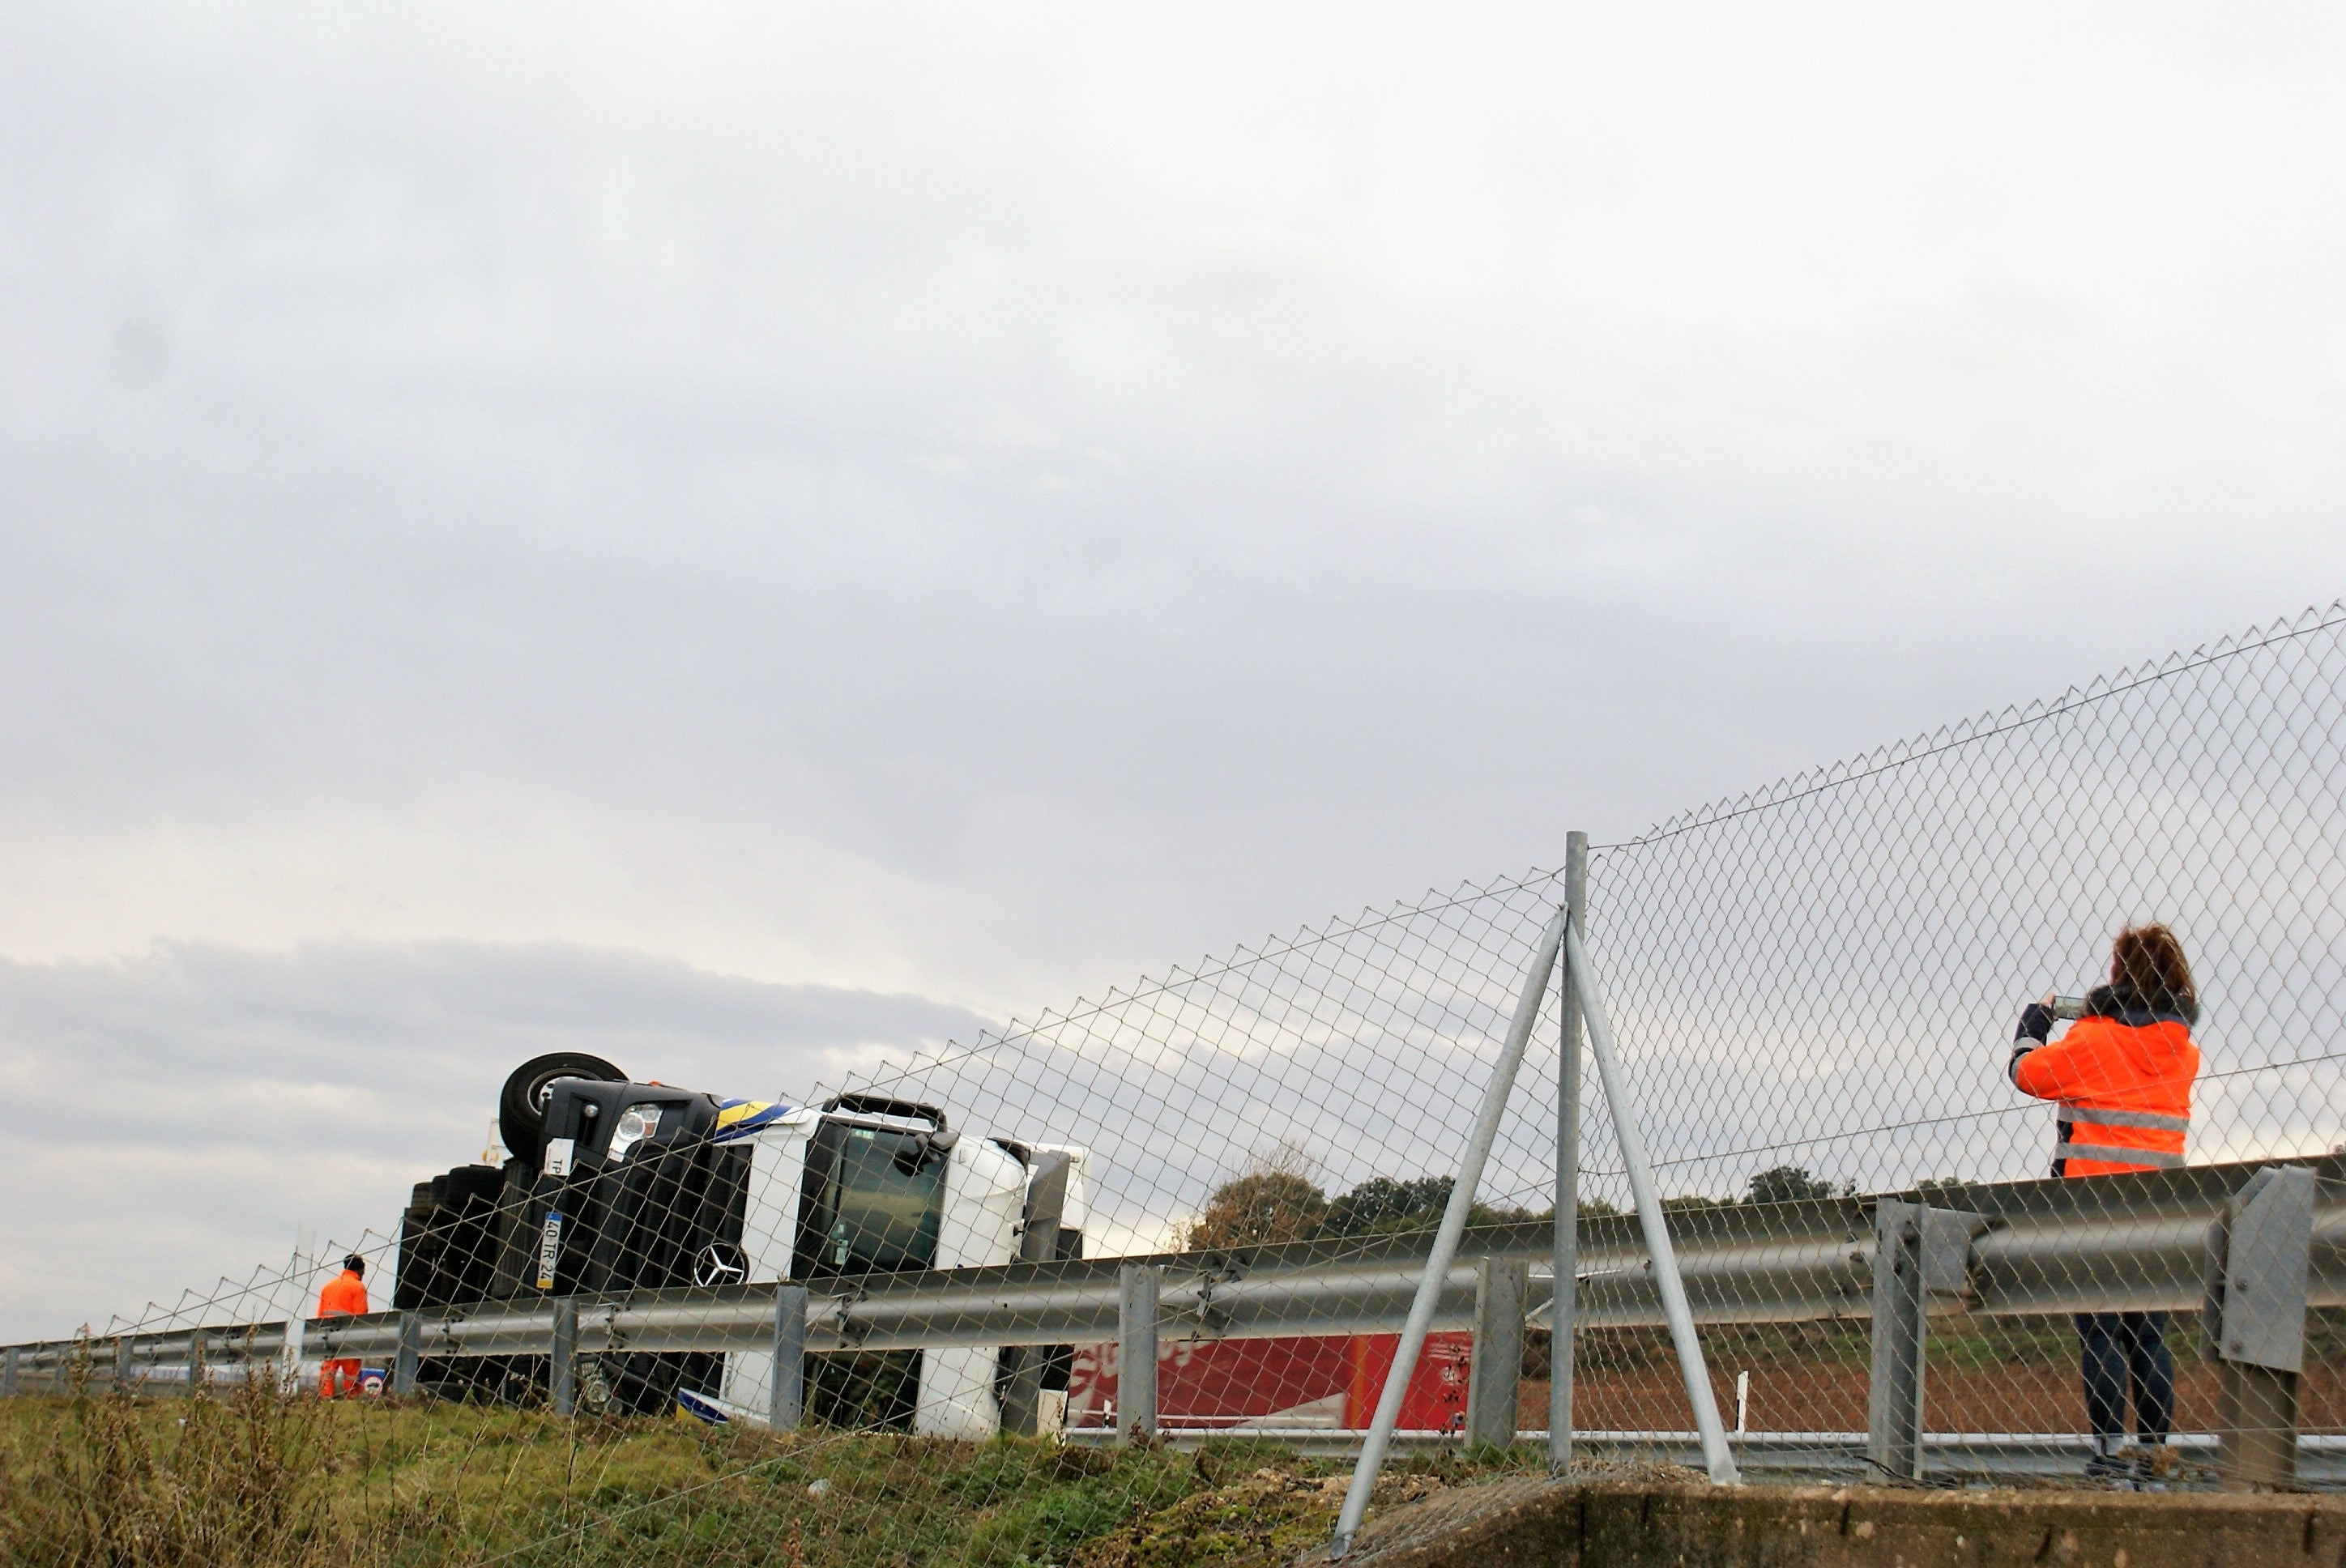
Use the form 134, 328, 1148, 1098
793, 1099, 953, 1428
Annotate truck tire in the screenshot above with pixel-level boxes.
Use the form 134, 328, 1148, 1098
498, 1052, 625, 1167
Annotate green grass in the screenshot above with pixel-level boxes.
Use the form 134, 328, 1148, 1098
0, 1388, 1548, 1568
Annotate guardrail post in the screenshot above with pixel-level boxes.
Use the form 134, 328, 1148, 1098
2, 1346, 17, 1398
2205, 1165, 2314, 1490
1869, 1201, 1927, 1477
113, 1336, 130, 1395
997, 1344, 1039, 1437
1116, 1263, 1158, 1447
391, 1311, 421, 1397
1465, 1256, 1528, 1450
1868, 1201, 1982, 1480
186, 1331, 206, 1398
550, 1299, 578, 1417
770, 1285, 806, 1433
1550, 830, 1586, 1469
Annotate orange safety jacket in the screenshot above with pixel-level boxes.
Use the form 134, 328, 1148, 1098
318, 1270, 369, 1318
2011, 1012, 2197, 1178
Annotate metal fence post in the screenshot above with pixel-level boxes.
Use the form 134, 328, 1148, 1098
1333, 905, 1566, 1556
550, 1299, 578, 1417
1550, 829, 1586, 1468
1563, 915, 1740, 1486
1465, 1256, 1528, 1450
391, 1310, 421, 1397
280, 1229, 312, 1395
770, 1285, 806, 1433
2, 1346, 16, 1399
1116, 1263, 1159, 1447
2207, 1165, 2314, 1489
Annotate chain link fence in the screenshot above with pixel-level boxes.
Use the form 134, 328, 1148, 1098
1567, 604, 2346, 1478
4, 602, 2342, 1564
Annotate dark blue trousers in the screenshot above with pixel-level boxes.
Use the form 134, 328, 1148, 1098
2075, 1311, 2173, 1447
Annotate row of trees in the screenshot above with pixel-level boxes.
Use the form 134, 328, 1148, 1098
1177, 1161, 1854, 1251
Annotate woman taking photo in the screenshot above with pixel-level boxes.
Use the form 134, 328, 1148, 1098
2009, 923, 2201, 1481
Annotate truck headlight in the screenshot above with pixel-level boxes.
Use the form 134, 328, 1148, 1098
606, 1102, 663, 1162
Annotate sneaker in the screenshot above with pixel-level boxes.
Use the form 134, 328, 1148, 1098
2129, 1443, 2178, 1489
2083, 1451, 2138, 1488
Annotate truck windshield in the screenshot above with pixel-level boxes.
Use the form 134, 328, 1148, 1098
802, 1121, 944, 1275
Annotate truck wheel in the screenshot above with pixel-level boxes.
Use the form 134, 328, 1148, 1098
499, 1052, 625, 1166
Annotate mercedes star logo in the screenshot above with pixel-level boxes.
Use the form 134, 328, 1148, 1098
693, 1242, 748, 1289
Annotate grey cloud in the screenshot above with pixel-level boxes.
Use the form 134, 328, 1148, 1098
4, 3, 2346, 1329
0, 940, 991, 1339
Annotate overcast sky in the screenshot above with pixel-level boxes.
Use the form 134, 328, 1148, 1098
4, 1, 2344, 1339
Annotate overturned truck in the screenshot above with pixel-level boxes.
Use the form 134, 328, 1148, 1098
395, 1052, 1090, 1434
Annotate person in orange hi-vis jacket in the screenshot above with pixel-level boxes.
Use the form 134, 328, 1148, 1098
316, 1255, 369, 1398
2009, 923, 2201, 1484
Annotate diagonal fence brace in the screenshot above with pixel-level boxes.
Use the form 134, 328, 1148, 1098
1330, 905, 1566, 1557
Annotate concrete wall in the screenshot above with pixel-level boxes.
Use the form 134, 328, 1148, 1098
1341, 1481, 2346, 1568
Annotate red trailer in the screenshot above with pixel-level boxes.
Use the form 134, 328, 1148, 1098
1067, 1331, 1475, 1434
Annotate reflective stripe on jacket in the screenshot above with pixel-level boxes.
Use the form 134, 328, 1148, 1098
2010, 1012, 2197, 1178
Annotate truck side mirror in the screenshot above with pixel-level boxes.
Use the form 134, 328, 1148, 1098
893, 1129, 958, 1174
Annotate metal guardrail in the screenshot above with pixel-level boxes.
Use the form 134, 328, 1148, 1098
5, 1154, 2339, 1482
6, 1157, 2341, 1370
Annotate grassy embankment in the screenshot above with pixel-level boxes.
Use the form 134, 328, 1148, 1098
0, 1384, 1542, 1568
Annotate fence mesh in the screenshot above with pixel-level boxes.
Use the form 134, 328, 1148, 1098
1571, 603, 2346, 1474
4, 602, 2343, 1564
